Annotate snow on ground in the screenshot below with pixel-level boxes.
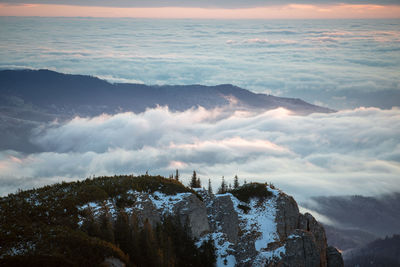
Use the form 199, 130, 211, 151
196, 232, 237, 267
227, 186, 284, 263
148, 191, 191, 214
77, 200, 117, 225
0, 241, 35, 258
75, 186, 285, 265
126, 190, 191, 215
204, 186, 281, 266
229, 188, 279, 252
76, 190, 191, 226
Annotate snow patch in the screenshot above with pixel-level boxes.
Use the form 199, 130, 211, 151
229, 188, 279, 252
148, 191, 191, 214
197, 232, 236, 267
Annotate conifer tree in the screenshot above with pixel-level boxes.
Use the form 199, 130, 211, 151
174, 169, 179, 181
234, 175, 239, 189
217, 176, 227, 194
190, 171, 201, 188
208, 178, 213, 194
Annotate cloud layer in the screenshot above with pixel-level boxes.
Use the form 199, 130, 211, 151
1, 106, 399, 201
1, 18, 399, 109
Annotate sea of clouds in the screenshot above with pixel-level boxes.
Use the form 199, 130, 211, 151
1, 106, 399, 200
0, 17, 399, 200
1, 17, 399, 109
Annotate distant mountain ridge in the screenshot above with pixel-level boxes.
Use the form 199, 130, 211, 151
0, 69, 334, 153
0, 69, 334, 117
302, 193, 400, 266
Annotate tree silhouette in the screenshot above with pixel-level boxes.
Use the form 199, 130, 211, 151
234, 175, 239, 189
190, 171, 201, 188
217, 176, 227, 194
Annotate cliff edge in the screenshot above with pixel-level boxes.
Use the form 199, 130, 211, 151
0, 175, 343, 267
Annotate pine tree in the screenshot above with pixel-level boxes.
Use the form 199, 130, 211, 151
234, 175, 239, 189
217, 176, 227, 194
190, 171, 201, 188
174, 169, 179, 181
208, 178, 213, 194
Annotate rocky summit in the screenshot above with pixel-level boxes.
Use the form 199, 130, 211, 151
0, 175, 343, 267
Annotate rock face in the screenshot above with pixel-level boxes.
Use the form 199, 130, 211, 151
276, 193, 300, 240
84, 185, 343, 267
299, 213, 328, 266
131, 191, 210, 239
282, 230, 321, 267
210, 194, 239, 243
326, 246, 344, 267
173, 193, 210, 238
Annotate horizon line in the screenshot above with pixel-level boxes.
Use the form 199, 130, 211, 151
1, 4, 400, 19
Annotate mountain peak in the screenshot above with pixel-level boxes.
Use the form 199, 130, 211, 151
0, 175, 343, 266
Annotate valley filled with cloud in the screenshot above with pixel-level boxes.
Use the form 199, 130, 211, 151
1, 106, 399, 201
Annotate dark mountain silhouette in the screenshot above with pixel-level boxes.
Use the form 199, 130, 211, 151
345, 235, 400, 267
305, 194, 400, 239
0, 69, 333, 153
302, 193, 400, 262
0, 69, 333, 117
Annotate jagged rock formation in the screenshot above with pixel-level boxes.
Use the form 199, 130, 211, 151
326, 246, 344, 267
0, 176, 343, 266
101, 185, 343, 266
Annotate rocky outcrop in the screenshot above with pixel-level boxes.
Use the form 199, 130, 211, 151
133, 194, 162, 227
299, 213, 328, 267
173, 194, 210, 238
280, 230, 321, 267
270, 191, 342, 267
276, 193, 300, 240
132, 191, 210, 239
85, 185, 343, 267
211, 194, 239, 243
326, 246, 344, 267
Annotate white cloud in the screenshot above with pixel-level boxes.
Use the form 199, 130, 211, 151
1, 18, 399, 109
1, 106, 399, 201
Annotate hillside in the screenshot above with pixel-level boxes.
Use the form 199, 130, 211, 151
303, 194, 400, 242
345, 235, 400, 267
0, 175, 343, 267
0, 69, 334, 153
0, 69, 333, 117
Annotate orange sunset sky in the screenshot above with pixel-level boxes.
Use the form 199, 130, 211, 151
1, 3, 400, 19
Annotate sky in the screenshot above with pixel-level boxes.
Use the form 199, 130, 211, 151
1, 0, 400, 18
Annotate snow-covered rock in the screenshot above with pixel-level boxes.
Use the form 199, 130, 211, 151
77, 185, 343, 267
